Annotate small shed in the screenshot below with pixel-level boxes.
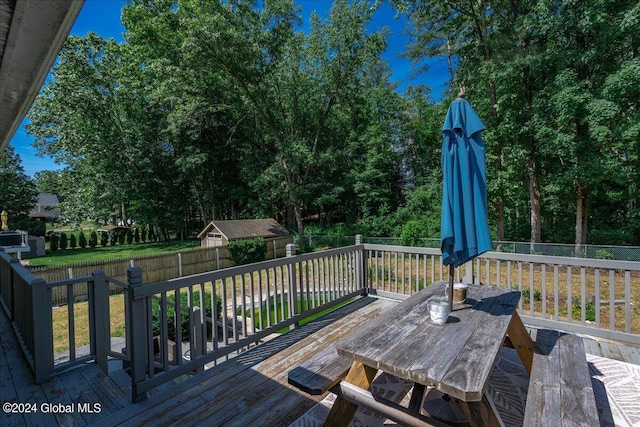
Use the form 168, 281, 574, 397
198, 219, 291, 249
29, 193, 61, 220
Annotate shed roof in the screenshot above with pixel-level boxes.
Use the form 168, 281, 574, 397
198, 219, 289, 240
36, 194, 60, 205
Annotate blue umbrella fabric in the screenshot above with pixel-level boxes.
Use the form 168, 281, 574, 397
440, 97, 492, 268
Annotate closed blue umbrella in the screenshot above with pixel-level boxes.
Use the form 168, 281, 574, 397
440, 95, 492, 308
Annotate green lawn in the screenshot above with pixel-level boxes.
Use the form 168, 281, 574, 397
27, 239, 201, 268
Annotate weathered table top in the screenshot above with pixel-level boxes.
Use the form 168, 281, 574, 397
337, 281, 521, 402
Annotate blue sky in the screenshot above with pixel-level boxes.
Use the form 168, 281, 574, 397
11, 0, 450, 178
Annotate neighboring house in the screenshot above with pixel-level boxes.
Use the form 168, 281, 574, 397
198, 218, 291, 249
29, 194, 61, 220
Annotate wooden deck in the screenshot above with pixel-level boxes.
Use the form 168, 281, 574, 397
2, 295, 640, 427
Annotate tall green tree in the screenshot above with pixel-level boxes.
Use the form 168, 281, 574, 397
0, 146, 37, 230
124, 0, 391, 246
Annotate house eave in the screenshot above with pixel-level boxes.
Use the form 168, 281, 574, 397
0, 0, 85, 150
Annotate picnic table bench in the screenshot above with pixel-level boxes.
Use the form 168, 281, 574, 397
523, 328, 599, 426
288, 349, 352, 395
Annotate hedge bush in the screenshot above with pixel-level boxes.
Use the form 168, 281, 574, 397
228, 237, 267, 265
79, 231, 87, 249
89, 231, 98, 248
59, 232, 68, 250
70, 233, 77, 249
100, 232, 108, 247
50, 234, 59, 251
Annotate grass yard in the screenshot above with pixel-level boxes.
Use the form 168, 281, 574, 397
52, 293, 127, 355
28, 239, 200, 268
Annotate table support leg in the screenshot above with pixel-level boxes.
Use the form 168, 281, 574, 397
506, 311, 535, 375
323, 362, 377, 427
408, 383, 426, 413
459, 392, 505, 427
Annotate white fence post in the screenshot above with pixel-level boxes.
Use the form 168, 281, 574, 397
286, 244, 298, 327
355, 235, 366, 291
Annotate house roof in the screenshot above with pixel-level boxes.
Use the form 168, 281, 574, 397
198, 219, 289, 240
36, 194, 60, 205
0, 0, 85, 150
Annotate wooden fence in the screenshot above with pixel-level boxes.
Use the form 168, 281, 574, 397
29, 236, 292, 306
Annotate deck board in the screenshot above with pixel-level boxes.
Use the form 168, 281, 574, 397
0, 308, 129, 427
102, 296, 394, 427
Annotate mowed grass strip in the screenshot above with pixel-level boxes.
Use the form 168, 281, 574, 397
28, 239, 201, 268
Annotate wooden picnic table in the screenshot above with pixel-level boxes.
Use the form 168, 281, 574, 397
326, 281, 535, 427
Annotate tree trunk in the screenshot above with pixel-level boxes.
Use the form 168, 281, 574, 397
575, 184, 586, 257
529, 159, 541, 251
286, 204, 296, 229
121, 202, 127, 225
294, 201, 305, 249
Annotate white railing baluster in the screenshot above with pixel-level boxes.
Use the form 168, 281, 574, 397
609, 270, 615, 331
517, 262, 523, 312
594, 269, 601, 328
581, 268, 587, 325
625, 271, 631, 333
553, 265, 559, 321
529, 263, 534, 317
567, 266, 572, 323
541, 264, 547, 319
242, 273, 250, 341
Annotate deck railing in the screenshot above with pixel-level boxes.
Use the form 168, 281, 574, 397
125, 244, 365, 401
1, 238, 639, 402
364, 243, 640, 345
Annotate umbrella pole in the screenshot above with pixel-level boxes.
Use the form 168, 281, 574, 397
448, 264, 454, 312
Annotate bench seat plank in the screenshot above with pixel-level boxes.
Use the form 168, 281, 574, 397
288, 350, 352, 395
524, 329, 599, 426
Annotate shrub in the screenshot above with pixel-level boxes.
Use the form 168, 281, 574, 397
78, 231, 87, 249
127, 229, 133, 244
119, 231, 126, 245
151, 290, 222, 341
521, 289, 542, 304
100, 232, 108, 247
400, 220, 427, 247
89, 231, 98, 248
50, 234, 59, 251
70, 233, 77, 249
134, 228, 140, 243
571, 297, 596, 322
228, 237, 267, 265
59, 232, 68, 250
596, 249, 614, 260
141, 227, 147, 243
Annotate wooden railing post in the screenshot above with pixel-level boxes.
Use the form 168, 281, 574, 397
7, 255, 19, 320
127, 267, 148, 402
286, 244, 298, 327
31, 277, 52, 384
355, 235, 368, 293
91, 270, 109, 374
